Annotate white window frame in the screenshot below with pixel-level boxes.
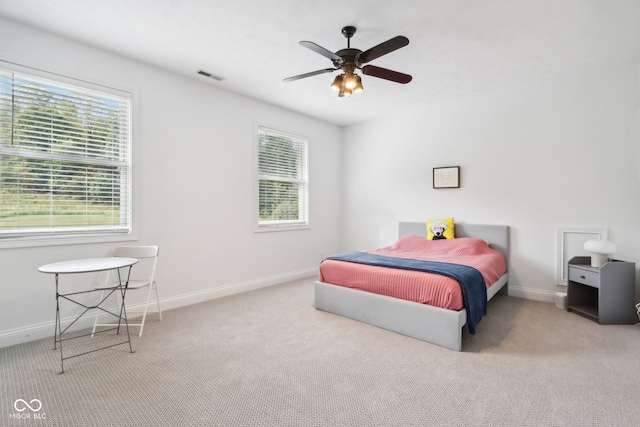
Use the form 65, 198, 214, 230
0, 60, 137, 248
255, 124, 309, 232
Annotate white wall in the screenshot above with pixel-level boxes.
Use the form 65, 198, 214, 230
341, 62, 640, 302
0, 18, 342, 347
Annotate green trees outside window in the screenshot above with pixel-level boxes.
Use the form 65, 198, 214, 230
257, 127, 308, 228
0, 68, 131, 237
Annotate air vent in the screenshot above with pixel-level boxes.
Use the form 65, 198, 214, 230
197, 70, 225, 81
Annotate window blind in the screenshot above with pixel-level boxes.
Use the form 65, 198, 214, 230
0, 68, 132, 238
257, 126, 308, 228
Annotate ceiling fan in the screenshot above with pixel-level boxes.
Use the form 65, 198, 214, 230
283, 26, 412, 97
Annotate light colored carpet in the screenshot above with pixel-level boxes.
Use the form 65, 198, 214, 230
2, 278, 640, 427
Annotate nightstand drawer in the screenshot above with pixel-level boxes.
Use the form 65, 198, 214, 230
568, 267, 599, 288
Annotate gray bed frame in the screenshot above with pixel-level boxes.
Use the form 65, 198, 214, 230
314, 222, 509, 351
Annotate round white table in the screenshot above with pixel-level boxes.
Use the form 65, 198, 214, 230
39, 257, 138, 275
39, 257, 138, 373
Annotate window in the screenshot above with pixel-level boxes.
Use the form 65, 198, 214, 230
0, 66, 132, 243
257, 126, 308, 230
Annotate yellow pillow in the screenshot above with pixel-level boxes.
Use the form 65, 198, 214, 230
426, 217, 455, 240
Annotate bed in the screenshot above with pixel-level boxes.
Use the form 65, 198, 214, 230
314, 222, 509, 351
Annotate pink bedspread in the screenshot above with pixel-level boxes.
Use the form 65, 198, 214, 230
318, 236, 507, 310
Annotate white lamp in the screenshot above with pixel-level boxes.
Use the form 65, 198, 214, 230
583, 240, 616, 267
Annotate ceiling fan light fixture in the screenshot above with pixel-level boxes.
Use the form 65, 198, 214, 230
284, 26, 411, 98
338, 86, 352, 97
353, 75, 364, 93
330, 74, 344, 91
344, 73, 357, 90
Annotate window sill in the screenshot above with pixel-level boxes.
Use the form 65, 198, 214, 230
254, 225, 310, 233
0, 232, 138, 249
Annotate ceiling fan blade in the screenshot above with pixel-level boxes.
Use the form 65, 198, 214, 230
358, 36, 409, 64
300, 41, 343, 63
283, 68, 336, 82
361, 65, 412, 84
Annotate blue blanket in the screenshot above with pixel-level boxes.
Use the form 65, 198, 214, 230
324, 252, 487, 334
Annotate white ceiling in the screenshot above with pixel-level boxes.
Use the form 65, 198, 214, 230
1, 0, 640, 126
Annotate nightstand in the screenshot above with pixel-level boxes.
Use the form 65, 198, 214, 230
567, 256, 636, 324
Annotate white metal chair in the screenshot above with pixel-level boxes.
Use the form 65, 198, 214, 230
92, 246, 161, 337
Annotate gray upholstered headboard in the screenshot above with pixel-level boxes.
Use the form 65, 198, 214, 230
398, 222, 510, 263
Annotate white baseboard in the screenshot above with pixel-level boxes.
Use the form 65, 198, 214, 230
155, 267, 317, 311
507, 285, 556, 303
0, 268, 317, 349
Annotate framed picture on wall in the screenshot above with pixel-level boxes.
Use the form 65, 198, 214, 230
433, 166, 460, 189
